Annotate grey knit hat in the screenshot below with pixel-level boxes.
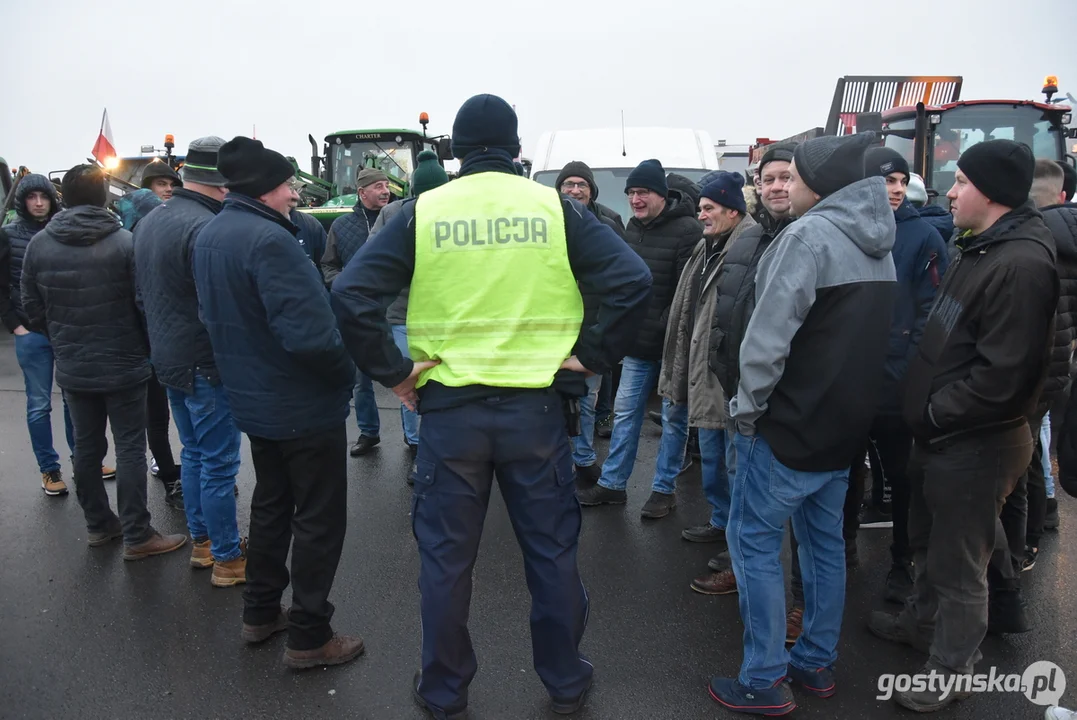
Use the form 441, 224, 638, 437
181, 136, 228, 187
793, 132, 877, 197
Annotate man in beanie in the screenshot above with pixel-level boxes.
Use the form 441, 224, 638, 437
710, 132, 896, 714
21, 164, 188, 559
869, 140, 1058, 712
366, 150, 451, 478
656, 171, 756, 584
322, 166, 392, 457
906, 172, 929, 208
331, 93, 652, 718
134, 135, 248, 584
140, 161, 181, 201
193, 137, 362, 667
843, 147, 949, 604
553, 160, 626, 487
686, 143, 799, 598
577, 158, 701, 516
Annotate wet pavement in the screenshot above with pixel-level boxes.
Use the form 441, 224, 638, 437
0, 332, 1074, 719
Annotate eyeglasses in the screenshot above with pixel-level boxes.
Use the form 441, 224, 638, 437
626, 189, 654, 198
560, 181, 590, 191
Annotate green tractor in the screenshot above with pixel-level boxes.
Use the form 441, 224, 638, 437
293, 114, 453, 230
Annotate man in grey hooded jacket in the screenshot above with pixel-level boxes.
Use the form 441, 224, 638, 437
709, 132, 896, 715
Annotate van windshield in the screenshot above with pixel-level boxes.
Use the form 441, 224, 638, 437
533, 168, 711, 225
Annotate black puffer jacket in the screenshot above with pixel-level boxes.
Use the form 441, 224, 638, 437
0, 174, 60, 332
133, 188, 223, 392
1040, 202, 1077, 404
623, 189, 702, 360
21, 206, 151, 393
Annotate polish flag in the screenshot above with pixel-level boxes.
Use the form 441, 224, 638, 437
91, 109, 117, 165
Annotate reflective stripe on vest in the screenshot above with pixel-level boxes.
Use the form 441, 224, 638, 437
408, 172, 583, 389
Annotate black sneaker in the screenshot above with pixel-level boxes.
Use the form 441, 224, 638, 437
708, 550, 731, 571
1022, 546, 1038, 572
987, 588, 1031, 634
858, 504, 893, 529
350, 435, 380, 457
412, 671, 467, 719
165, 482, 185, 511
407, 459, 417, 487
884, 561, 914, 605
551, 676, 593, 715
709, 676, 796, 716
641, 491, 676, 519
845, 539, 859, 569
1044, 497, 1059, 530
576, 484, 627, 506
574, 464, 601, 489
681, 524, 727, 544
595, 415, 612, 439
679, 454, 694, 475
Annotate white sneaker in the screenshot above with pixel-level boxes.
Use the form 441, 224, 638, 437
1046, 707, 1077, 720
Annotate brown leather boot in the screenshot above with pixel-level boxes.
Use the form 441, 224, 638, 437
190, 539, 213, 569
211, 554, 247, 587
690, 569, 738, 595
283, 635, 365, 670
786, 607, 804, 644
123, 532, 188, 561
241, 605, 289, 644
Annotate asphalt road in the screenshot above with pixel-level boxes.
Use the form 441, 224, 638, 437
0, 332, 1074, 720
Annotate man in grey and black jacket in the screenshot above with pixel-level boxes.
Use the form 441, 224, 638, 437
22, 164, 188, 560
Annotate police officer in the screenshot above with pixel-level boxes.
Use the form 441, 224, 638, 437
331, 94, 652, 718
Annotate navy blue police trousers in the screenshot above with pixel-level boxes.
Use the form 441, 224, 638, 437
412, 390, 593, 716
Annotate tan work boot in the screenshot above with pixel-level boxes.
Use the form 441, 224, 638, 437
242, 605, 289, 644
41, 470, 69, 497
123, 532, 188, 561
211, 555, 247, 587
87, 519, 123, 547
190, 539, 213, 569
102, 465, 116, 480
283, 635, 365, 670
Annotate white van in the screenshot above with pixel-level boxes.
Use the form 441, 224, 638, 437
530, 127, 719, 223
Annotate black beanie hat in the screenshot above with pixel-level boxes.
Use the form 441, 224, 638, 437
217, 137, 295, 199
140, 162, 182, 190
700, 171, 747, 215
956, 140, 1034, 209
1057, 161, 1076, 203
793, 132, 876, 197
451, 94, 521, 159
864, 146, 910, 182
556, 161, 598, 200
625, 158, 668, 197
759, 143, 797, 175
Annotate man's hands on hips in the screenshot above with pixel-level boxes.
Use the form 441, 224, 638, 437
560, 355, 595, 377
393, 359, 440, 411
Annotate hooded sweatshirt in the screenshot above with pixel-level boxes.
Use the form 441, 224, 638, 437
730, 176, 898, 472
20, 205, 151, 393
0, 174, 60, 332
903, 201, 1059, 441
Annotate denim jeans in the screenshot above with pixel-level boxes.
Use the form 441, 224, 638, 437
392, 324, 420, 446
353, 369, 381, 438
570, 374, 602, 467
699, 428, 733, 529
1041, 413, 1055, 498
66, 383, 153, 546
168, 375, 243, 562
598, 357, 659, 491
14, 331, 74, 473
651, 398, 689, 494
727, 432, 849, 688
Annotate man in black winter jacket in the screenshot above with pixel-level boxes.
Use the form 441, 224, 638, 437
870, 141, 1058, 713
21, 164, 188, 560
0, 174, 77, 496
578, 158, 700, 510
134, 136, 247, 584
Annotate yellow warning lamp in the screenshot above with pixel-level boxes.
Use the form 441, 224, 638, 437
164, 134, 175, 151
419, 112, 430, 135
1044, 76, 1059, 102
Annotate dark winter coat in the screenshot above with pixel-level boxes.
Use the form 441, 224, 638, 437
193, 194, 355, 441
1039, 202, 1077, 404
0, 174, 60, 332
290, 208, 327, 270
133, 188, 223, 392
878, 200, 950, 414
918, 204, 955, 244
903, 202, 1059, 442
579, 200, 628, 332
20, 206, 151, 393
322, 203, 381, 285
623, 189, 703, 360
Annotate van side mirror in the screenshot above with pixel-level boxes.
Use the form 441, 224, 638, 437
437, 137, 453, 161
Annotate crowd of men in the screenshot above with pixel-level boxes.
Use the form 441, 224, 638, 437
2, 94, 1077, 718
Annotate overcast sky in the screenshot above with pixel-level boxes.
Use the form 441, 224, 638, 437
3, 0, 1076, 174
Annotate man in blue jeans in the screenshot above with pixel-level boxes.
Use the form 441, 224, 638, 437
712, 132, 896, 715
577, 159, 700, 516
0, 174, 76, 496
133, 136, 245, 584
